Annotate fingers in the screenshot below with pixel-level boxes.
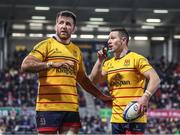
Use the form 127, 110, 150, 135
97, 50, 104, 56
66, 60, 74, 66
53, 60, 75, 68
102, 47, 108, 57
139, 104, 147, 114
97, 47, 108, 60
136, 96, 148, 114
61, 60, 74, 68
64, 60, 74, 67
61, 63, 70, 68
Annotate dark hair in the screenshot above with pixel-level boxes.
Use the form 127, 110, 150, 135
111, 28, 129, 43
56, 10, 76, 25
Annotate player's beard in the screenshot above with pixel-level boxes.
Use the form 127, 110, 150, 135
59, 32, 71, 40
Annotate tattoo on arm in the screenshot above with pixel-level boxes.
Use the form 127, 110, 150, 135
21, 55, 47, 73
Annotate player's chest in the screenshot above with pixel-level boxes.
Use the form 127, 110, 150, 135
48, 45, 79, 60
107, 58, 134, 71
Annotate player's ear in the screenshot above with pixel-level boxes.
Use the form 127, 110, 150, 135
72, 26, 77, 33
54, 24, 57, 31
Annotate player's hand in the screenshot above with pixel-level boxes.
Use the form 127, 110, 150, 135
136, 96, 149, 114
97, 47, 108, 63
52, 60, 74, 68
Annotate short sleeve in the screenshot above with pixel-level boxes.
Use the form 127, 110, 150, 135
29, 40, 48, 61
136, 56, 153, 74
102, 60, 109, 72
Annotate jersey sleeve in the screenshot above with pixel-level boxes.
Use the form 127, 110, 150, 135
29, 40, 48, 61
135, 55, 153, 74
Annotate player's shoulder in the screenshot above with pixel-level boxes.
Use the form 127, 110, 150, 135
129, 51, 144, 57
129, 51, 150, 67
70, 42, 79, 48
129, 51, 147, 60
103, 57, 114, 66
70, 42, 81, 51
33, 37, 51, 50
39, 37, 52, 43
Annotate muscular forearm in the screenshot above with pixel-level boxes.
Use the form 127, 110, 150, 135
79, 74, 105, 99
21, 56, 48, 73
89, 59, 103, 84
22, 60, 47, 73
21, 55, 74, 73
143, 70, 161, 99
145, 77, 160, 95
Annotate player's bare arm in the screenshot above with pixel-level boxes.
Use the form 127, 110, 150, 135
137, 68, 160, 112
77, 70, 111, 102
21, 55, 74, 73
89, 60, 107, 84
142, 68, 160, 101
89, 48, 107, 84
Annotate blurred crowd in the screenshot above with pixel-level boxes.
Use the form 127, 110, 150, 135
149, 56, 180, 109
0, 49, 179, 134
147, 117, 179, 134
0, 107, 36, 134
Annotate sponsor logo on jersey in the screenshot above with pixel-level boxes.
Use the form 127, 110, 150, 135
56, 65, 76, 75
109, 73, 130, 87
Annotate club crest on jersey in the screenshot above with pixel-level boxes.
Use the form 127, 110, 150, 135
124, 59, 130, 66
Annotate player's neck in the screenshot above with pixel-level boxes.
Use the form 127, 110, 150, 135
115, 48, 129, 59
54, 34, 71, 45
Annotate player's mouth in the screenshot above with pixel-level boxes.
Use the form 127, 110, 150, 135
108, 45, 113, 50
61, 31, 67, 34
